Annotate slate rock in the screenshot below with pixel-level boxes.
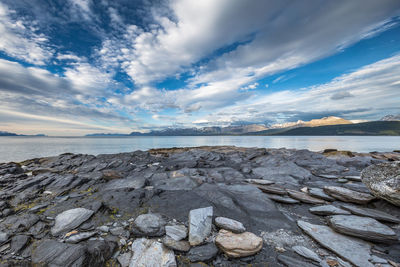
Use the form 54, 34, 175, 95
297, 220, 373, 267
344, 175, 362, 182
286, 189, 326, 204
65, 231, 96, 244
165, 224, 187, 241
309, 205, 351, 216
341, 204, 400, 223
85, 240, 117, 266
328, 215, 398, 243
187, 243, 218, 262
10, 235, 30, 254
244, 179, 275, 185
132, 213, 166, 237
277, 254, 319, 267
215, 229, 263, 258
256, 184, 287, 195
156, 177, 198, 191
361, 162, 400, 207
129, 238, 176, 267
51, 208, 94, 236
162, 236, 191, 252
292, 245, 321, 262
188, 206, 213, 246
104, 178, 145, 191
117, 252, 132, 267
0, 232, 9, 243
323, 186, 375, 204
308, 188, 335, 201
266, 194, 300, 204
215, 217, 246, 233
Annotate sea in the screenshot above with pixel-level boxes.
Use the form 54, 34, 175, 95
0, 136, 399, 163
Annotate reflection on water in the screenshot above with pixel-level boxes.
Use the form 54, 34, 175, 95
0, 136, 399, 163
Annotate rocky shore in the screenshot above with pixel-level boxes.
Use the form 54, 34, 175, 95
0, 146, 399, 266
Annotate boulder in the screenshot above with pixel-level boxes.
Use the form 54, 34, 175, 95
215, 217, 246, 233
323, 186, 375, 204
297, 220, 373, 267
51, 208, 94, 236
132, 213, 166, 237
215, 229, 263, 258
188, 206, 213, 246
328, 215, 398, 243
129, 238, 176, 267
361, 162, 400, 206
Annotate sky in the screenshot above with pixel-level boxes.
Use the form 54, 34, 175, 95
0, 0, 400, 136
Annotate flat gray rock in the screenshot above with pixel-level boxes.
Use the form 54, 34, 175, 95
244, 179, 275, 185
215, 217, 246, 233
266, 194, 300, 204
324, 186, 375, 204
162, 236, 191, 252
277, 254, 318, 267
256, 184, 287, 195
129, 238, 176, 267
51, 208, 94, 236
188, 206, 213, 246
361, 162, 400, 207
328, 215, 398, 243
297, 220, 373, 267
308, 188, 335, 201
156, 177, 198, 191
309, 205, 351, 216
318, 174, 339, 179
287, 189, 326, 204
117, 252, 132, 267
0, 232, 8, 243
187, 243, 218, 262
341, 204, 400, 223
10, 234, 30, 254
344, 175, 362, 182
132, 213, 166, 237
104, 178, 145, 191
292, 246, 321, 262
165, 224, 187, 241
65, 231, 96, 244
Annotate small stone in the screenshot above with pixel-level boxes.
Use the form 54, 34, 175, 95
188, 206, 213, 246
266, 194, 300, 204
337, 178, 348, 183
309, 205, 351, 216
215, 229, 263, 258
132, 213, 166, 237
319, 174, 339, 179
165, 224, 187, 241
129, 238, 176, 266
187, 243, 218, 262
65, 231, 96, 244
0, 232, 9, 243
244, 179, 275, 185
51, 208, 94, 236
10, 235, 30, 254
117, 252, 132, 267
96, 226, 110, 233
292, 245, 321, 262
341, 204, 400, 223
344, 175, 362, 182
162, 236, 191, 252
287, 189, 326, 204
308, 188, 335, 201
277, 254, 318, 267
65, 230, 79, 238
215, 217, 246, 233
256, 185, 287, 195
371, 255, 388, 264
110, 226, 125, 236
324, 186, 375, 204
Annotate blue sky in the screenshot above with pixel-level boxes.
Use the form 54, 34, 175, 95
0, 0, 400, 135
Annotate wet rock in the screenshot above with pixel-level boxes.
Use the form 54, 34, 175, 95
129, 238, 176, 267
323, 186, 375, 204
162, 236, 191, 252
187, 243, 218, 262
292, 245, 321, 262
277, 254, 319, 267
309, 205, 351, 216
215, 217, 246, 233
308, 188, 335, 201
132, 213, 166, 237
361, 162, 400, 207
65, 231, 96, 244
31, 239, 87, 266
328, 215, 398, 243
215, 229, 263, 258
297, 220, 373, 267
266, 194, 300, 204
286, 189, 326, 204
10, 235, 30, 254
256, 184, 287, 195
51, 208, 94, 236
188, 206, 213, 246
341, 204, 400, 223
165, 224, 187, 241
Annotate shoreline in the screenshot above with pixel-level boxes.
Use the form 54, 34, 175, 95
0, 146, 399, 266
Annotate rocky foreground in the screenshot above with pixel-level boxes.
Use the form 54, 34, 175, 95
0, 146, 399, 267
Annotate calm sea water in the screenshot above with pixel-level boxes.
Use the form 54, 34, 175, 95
0, 136, 399, 163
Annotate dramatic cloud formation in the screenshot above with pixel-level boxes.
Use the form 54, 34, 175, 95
0, 0, 399, 134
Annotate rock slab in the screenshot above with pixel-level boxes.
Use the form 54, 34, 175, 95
51, 208, 94, 236
215, 229, 263, 258
324, 186, 375, 204
215, 217, 246, 233
129, 238, 176, 267
188, 206, 213, 246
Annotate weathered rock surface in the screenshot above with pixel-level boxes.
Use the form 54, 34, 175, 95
214, 217, 246, 233
292, 245, 321, 262
266, 194, 300, 204
162, 236, 191, 252
65, 231, 96, 244
286, 189, 326, 204
129, 238, 176, 267
308, 187, 335, 201
341, 204, 400, 223
277, 254, 319, 267
51, 208, 94, 236
132, 213, 166, 237
256, 184, 287, 195
215, 229, 263, 258
323, 186, 375, 204
188, 206, 213, 246
328, 215, 398, 243
297, 220, 374, 267
361, 162, 400, 206
165, 224, 187, 241
187, 242, 218, 262
309, 205, 351, 216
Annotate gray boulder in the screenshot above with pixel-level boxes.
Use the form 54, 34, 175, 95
361, 162, 400, 206
188, 206, 213, 246
214, 217, 246, 233
51, 208, 94, 236
132, 213, 166, 237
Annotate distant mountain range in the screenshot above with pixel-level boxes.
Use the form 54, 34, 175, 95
0, 131, 46, 137
86, 115, 400, 136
